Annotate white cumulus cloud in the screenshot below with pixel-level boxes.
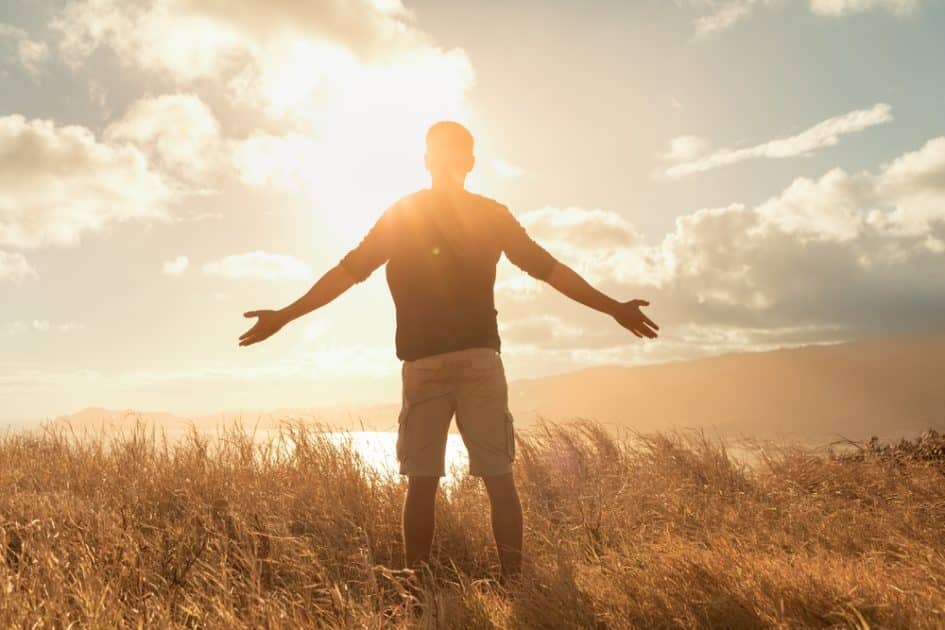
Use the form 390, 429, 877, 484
50, 1, 475, 222
0, 115, 171, 249
105, 94, 224, 182
50, 0, 473, 127
202, 251, 312, 280
501, 135, 945, 356
514, 207, 653, 286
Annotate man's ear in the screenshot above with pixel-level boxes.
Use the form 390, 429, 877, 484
424, 152, 431, 172
468, 154, 476, 174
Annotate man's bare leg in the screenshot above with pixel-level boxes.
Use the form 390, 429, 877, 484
482, 473, 523, 579
403, 476, 440, 568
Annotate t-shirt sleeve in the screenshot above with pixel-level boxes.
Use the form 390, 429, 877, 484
496, 204, 558, 280
338, 205, 397, 282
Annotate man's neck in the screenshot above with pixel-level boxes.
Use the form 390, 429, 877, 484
430, 175, 466, 194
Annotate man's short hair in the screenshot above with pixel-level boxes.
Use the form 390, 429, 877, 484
426, 121, 474, 153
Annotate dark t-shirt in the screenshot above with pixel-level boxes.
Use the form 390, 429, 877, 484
339, 188, 558, 360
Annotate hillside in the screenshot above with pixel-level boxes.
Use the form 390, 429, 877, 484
41, 331, 945, 441
509, 331, 945, 439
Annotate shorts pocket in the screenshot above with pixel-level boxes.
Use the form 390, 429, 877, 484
396, 404, 410, 464
504, 410, 516, 462
403, 364, 443, 403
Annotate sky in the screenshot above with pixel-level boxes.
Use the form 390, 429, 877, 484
2, 0, 945, 422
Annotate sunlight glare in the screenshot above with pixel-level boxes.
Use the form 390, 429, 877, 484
242, 40, 475, 236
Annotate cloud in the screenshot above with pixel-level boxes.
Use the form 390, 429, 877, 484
810, 0, 923, 16
691, 0, 772, 37
105, 94, 224, 182
0, 251, 37, 283
231, 132, 320, 193
4, 319, 83, 335
51, 2, 474, 223
499, 135, 945, 358
161, 255, 189, 275
51, 0, 472, 125
663, 135, 710, 162
878, 136, 945, 198
522, 207, 644, 251
202, 251, 312, 280
512, 207, 654, 286
499, 315, 616, 350
664, 103, 892, 177
31, 320, 50, 332
0, 23, 50, 77
0, 115, 171, 249
689, 0, 928, 36
53, 0, 414, 78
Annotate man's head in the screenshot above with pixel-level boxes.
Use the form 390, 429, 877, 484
425, 121, 475, 187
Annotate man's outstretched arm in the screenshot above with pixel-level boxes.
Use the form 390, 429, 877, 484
238, 264, 356, 347
544, 263, 659, 339
239, 201, 396, 347
497, 204, 658, 339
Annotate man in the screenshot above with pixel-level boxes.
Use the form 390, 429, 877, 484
238, 121, 658, 579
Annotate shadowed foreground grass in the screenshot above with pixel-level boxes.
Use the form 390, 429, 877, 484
1, 421, 944, 628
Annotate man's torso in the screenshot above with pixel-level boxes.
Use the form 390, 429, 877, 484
384, 190, 505, 360
339, 188, 556, 361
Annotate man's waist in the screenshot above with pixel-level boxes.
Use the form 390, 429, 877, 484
404, 346, 499, 367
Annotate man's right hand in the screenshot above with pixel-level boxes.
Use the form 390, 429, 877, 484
238, 309, 289, 347
611, 300, 659, 339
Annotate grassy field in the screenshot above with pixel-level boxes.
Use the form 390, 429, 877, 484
1, 420, 943, 629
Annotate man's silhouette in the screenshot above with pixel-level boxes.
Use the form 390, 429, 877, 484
239, 121, 658, 579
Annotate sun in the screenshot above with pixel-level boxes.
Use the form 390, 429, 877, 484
241, 39, 476, 236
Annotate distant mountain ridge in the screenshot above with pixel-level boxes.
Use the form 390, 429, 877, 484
40, 331, 945, 441
508, 331, 945, 440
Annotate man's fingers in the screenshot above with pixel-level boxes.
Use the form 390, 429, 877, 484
642, 315, 659, 330
244, 310, 262, 318
634, 321, 657, 339
240, 334, 262, 346
631, 299, 650, 307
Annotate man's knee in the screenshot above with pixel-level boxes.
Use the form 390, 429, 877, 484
482, 472, 517, 501
406, 475, 440, 499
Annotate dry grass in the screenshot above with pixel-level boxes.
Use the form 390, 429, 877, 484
1, 420, 944, 628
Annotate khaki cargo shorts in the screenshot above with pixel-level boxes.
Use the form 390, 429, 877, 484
397, 347, 515, 477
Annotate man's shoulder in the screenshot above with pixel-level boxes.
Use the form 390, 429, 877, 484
464, 191, 507, 212
390, 189, 507, 214
389, 189, 427, 210
376, 191, 427, 226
